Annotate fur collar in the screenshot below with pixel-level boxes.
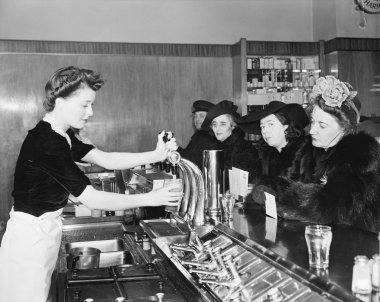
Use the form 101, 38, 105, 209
333, 131, 380, 173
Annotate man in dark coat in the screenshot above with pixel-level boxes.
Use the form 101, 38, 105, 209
178, 100, 218, 169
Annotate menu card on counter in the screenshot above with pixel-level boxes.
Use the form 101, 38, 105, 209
264, 192, 277, 219
229, 167, 249, 200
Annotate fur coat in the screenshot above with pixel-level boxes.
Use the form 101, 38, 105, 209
257, 136, 308, 177
250, 132, 380, 233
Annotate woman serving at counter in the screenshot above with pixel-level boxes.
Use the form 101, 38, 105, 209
0, 66, 182, 302
249, 76, 380, 233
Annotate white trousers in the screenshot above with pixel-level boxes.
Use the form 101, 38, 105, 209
0, 207, 63, 302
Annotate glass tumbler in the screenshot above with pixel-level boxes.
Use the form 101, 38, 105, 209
220, 193, 236, 221
305, 225, 332, 269
163, 178, 183, 213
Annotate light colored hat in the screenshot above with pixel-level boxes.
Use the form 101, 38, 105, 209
310, 75, 360, 124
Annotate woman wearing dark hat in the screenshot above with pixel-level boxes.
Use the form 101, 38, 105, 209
249, 76, 380, 233
238, 101, 309, 178
178, 100, 218, 169
202, 100, 260, 188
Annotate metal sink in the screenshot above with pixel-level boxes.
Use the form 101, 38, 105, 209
65, 239, 133, 269
99, 250, 133, 267
65, 238, 126, 253
57, 221, 141, 273
65, 250, 134, 269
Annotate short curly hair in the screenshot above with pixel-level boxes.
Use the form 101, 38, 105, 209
43, 66, 105, 112
274, 112, 304, 140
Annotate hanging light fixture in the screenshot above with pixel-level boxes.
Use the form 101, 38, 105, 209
355, 0, 380, 29
355, 0, 368, 29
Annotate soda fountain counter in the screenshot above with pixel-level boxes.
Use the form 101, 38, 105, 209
52, 160, 379, 302
140, 207, 380, 302
52, 208, 379, 302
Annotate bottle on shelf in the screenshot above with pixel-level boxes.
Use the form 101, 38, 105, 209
259, 57, 265, 69
247, 58, 253, 70
246, 55, 319, 108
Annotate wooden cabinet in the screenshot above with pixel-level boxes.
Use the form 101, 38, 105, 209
324, 38, 380, 117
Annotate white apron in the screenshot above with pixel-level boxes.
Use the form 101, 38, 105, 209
0, 207, 63, 302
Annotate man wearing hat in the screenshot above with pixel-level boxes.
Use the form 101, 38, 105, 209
178, 100, 218, 169
237, 101, 309, 178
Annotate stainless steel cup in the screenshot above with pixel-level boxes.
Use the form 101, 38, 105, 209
305, 225, 332, 269
203, 150, 224, 222
67, 247, 101, 270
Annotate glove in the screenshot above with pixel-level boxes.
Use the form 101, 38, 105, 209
244, 184, 275, 209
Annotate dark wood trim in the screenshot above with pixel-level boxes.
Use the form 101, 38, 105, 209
0, 39, 232, 57
231, 39, 243, 56
325, 38, 380, 54
246, 41, 320, 56
319, 40, 326, 76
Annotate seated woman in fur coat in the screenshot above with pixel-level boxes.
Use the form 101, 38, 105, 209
237, 101, 309, 180
248, 76, 380, 233
201, 100, 260, 188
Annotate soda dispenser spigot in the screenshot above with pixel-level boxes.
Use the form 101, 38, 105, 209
167, 151, 181, 177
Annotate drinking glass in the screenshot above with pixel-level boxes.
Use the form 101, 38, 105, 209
163, 178, 183, 213
220, 193, 236, 221
305, 225, 332, 269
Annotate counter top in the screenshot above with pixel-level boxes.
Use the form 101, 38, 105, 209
62, 214, 131, 225
228, 205, 379, 298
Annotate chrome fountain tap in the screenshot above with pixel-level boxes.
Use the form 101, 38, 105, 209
189, 246, 231, 279
198, 254, 250, 301
188, 230, 204, 252
170, 243, 203, 260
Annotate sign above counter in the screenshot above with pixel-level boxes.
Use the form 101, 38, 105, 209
356, 0, 380, 14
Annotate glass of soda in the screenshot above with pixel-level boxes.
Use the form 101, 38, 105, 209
305, 225, 332, 269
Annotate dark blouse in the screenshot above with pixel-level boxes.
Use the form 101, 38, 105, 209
12, 120, 95, 216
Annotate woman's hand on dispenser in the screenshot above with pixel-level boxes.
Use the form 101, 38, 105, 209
155, 131, 178, 162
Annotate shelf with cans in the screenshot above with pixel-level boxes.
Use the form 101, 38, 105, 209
246, 56, 321, 110
247, 56, 320, 91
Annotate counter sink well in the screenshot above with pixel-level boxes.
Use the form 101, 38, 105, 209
65, 238, 126, 253
65, 238, 133, 269
57, 221, 135, 272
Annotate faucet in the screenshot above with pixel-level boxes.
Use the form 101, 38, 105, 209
170, 244, 203, 260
